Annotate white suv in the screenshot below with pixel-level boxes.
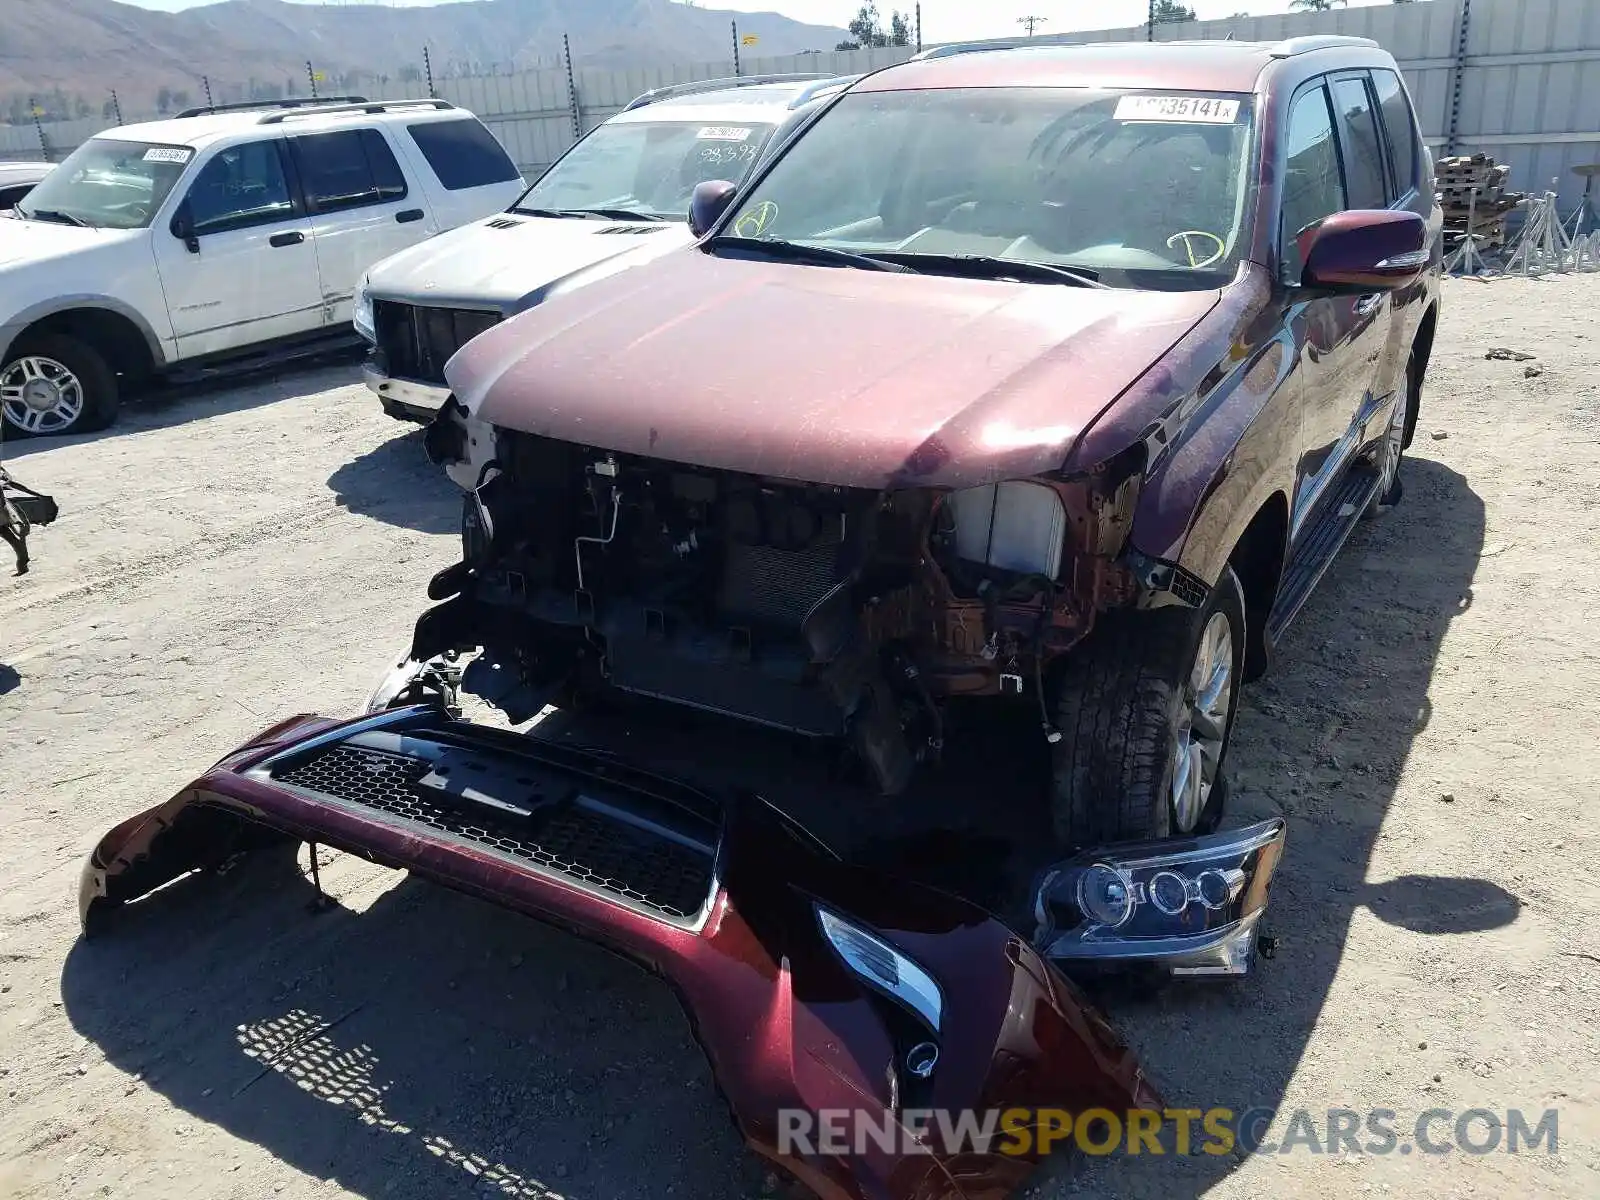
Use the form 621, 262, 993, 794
355, 74, 857, 421
1, 97, 524, 437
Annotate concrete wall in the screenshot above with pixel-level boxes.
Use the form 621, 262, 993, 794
3, 0, 1597, 207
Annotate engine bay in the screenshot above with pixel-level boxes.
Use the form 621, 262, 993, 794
417, 415, 1144, 796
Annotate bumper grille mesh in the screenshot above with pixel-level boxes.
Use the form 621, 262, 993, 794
274, 744, 712, 921
374, 301, 501, 386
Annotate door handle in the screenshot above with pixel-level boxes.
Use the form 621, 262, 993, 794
396, 209, 425, 224
269, 231, 305, 248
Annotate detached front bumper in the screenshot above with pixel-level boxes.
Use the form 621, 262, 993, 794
79, 706, 1160, 1200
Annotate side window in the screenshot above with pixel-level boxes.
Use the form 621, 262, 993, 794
1280, 84, 1346, 278
1330, 76, 1389, 208
0, 185, 31, 211
406, 119, 520, 191
1371, 69, 1420, 197
294, 129, 408, 214
184, 140, 295, 234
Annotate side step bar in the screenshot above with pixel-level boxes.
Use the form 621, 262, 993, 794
1266, 463, 1383, 643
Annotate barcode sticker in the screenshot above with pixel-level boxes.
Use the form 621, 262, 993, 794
1114, 95, 1241, 124
143, 146, 194, 164
696, 126, 754, 141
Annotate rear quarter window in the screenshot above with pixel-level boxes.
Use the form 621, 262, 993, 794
407, 118, 520, 191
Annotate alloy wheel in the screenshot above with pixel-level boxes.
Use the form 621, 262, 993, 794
1171, 611, 1234, 833
1, 356, 86, 435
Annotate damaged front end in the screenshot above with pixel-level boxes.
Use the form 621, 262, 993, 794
80, 705, 1164, 1200
418, 402, 1144, 797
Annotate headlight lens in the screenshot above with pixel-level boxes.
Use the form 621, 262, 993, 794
816, 906, 943, 1033
1033, 818, 1287, 977
352, 275, 375, 343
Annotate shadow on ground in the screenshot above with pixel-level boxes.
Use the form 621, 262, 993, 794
61, 458, 1494, 1198
326, 428, 460, 536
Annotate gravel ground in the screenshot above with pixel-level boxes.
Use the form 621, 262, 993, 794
1, 274, 1597, 1200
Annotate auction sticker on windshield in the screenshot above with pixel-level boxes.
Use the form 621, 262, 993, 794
142, 147, 194, 164
1114, 95, 1241, 124
697, 126, 755, 141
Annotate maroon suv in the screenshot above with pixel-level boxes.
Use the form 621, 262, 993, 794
78, 37, 1432, 1200
419, 35, 1441, 848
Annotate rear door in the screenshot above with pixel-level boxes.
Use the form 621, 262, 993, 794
1280, 77, 1393, 543
289, 127, 427, 324
151, 137, 323, 358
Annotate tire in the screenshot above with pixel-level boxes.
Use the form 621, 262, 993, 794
1050, 565, 1247, 848
1366, 350, 1415, 517
1, 333, 119, 439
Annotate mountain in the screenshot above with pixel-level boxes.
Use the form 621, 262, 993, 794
0, 0, 846, 123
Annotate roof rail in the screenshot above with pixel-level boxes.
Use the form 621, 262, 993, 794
256, 98, 455, 125
174, 96, 368, 119
786, 74, 861, 108
910, 40, 1029, 60
621, 73, 836, 112
1269, 34, 1380, 58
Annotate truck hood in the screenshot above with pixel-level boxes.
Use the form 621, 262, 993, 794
0, 219, 141, 273
363, 212, 693, 311
447, 250, 1220, 490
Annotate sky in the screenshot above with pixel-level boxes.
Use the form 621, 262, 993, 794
119, 0, 1410, 43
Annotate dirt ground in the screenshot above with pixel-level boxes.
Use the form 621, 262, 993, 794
2, 273, 1597, 1200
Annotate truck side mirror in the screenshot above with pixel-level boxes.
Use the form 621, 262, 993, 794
170, 202, 200, 254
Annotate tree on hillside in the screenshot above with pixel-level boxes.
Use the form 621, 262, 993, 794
835, 3, 914, 50
1151, 1, 1197, 21
1289, 0, 1348, 11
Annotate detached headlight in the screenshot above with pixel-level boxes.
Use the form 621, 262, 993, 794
1032, 818, 1287, 977
352, 274, 375, 343
817, 906, 943, 1033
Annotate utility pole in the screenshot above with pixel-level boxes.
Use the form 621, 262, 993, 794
915, 2, 922, 52
1148, 0, 1156, 41
1018, 15, 1047, 36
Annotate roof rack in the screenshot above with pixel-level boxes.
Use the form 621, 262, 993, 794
785, 75, 861, 108
621, 73, 837, 112
256, 98, 455, 125
174, 95, 368, 119
1269, 34, 1380, 58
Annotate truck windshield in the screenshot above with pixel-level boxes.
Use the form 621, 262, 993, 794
14, 138, 193, 230
718, 87, 1258, 289
514, 119, 777, 222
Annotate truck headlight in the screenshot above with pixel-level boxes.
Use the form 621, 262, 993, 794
816, 906, 943, 1033
1033, 818, 1287, 977
352, 275, 375, 343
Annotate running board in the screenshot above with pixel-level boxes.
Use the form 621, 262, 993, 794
163, 334, 364, 387
1266, 463, 1382, 643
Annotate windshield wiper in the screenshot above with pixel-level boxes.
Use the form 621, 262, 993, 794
21, 208, 90, 228
563, 206, 667, 222
878, 253, 1108, 289
512, 206, 665, 222
707, 235, 917, 273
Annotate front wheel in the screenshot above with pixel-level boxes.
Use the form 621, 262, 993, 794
1366, 351, 1415, 517
1050, 566, 1247, 848
1, 334, 119, 438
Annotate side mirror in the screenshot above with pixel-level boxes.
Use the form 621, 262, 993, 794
170, 203, 200, 254
1300, 209, 1429, 293
688, 180, 738, 238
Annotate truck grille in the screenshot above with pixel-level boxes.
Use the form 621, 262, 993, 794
272, 742, 714, 923
374, 301, 501, 386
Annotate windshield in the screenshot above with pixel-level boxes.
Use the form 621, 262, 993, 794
514, 119, 777, 221
15, 138, 193, 230
718, 88, 1257, 289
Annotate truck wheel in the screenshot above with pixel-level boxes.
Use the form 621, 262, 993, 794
1366, 350, 1415, 517
1050, 565, 1246, 848
1, 334, 119, 438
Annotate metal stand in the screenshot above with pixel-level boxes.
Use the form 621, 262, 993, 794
1566, 164, 1599, 240
1443, 187, 1493, 276
305, 842, 335, 913
1504, 185, 1572, 276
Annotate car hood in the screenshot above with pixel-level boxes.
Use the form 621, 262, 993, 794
447, 250, 1221, 490
0, 219, 141, 273
363, 212, 693, 310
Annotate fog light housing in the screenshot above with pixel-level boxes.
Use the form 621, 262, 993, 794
1032, 819, 1287, 977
